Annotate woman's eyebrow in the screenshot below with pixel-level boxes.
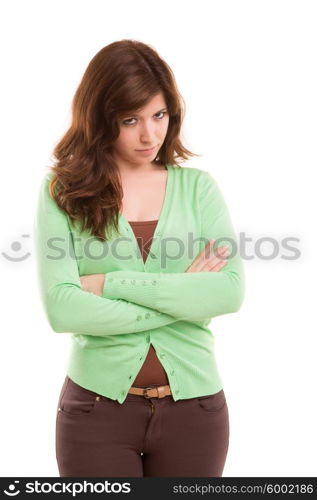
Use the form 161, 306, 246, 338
129, 108, 167, 117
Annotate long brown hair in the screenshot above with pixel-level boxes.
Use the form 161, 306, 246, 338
48, 39, 200, 241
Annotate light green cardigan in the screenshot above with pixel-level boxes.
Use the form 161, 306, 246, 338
34, 163, 245, 403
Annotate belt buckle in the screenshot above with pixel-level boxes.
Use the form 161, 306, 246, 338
143, 386, 156, 399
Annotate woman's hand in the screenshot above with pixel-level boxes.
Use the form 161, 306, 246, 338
186, 240, 229, 273
80, 273, 106, 296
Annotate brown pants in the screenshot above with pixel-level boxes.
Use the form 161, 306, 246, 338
56, 376, 229, 477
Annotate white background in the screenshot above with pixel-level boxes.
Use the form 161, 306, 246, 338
1, 0, 316, 477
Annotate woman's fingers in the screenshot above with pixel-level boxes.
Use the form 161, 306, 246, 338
200, 256, 228, 272
186, 240, 229, 273
198, 245, 229, 272
187, 240, 214, 272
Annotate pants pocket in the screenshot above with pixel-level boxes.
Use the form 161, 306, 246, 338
196, 389, 226, 412
58, 376, 99, 417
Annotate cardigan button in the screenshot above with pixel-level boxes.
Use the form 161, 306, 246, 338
142, 281, 147, 285
145, 313, 150, 319
131, 280, 136, 284
120, 280, 126, 284
175, 389, 179, 394
136, 315, 142, 321
152, 280, 157, 285
108, 278, 114, 283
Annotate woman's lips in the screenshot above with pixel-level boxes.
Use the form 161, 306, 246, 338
135, 145, 157, 155
136, 146, 156, 151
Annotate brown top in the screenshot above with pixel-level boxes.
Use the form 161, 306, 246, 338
127, 219, 169, 388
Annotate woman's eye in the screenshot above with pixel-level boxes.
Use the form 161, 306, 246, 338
122, 118, 136, 125
155, 111, 167, 119
122, 111, 167, 126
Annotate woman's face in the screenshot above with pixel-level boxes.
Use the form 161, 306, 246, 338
113, 92, 169, 168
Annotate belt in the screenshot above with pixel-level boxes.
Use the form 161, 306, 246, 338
128, 384, 172, 399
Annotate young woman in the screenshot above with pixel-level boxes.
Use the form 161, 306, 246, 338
34, 39, 245, 477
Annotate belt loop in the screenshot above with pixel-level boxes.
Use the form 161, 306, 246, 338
157, 386, 165, 398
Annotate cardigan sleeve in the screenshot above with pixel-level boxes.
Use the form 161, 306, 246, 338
34, 174, 184, 335
103, 170, 245, 322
